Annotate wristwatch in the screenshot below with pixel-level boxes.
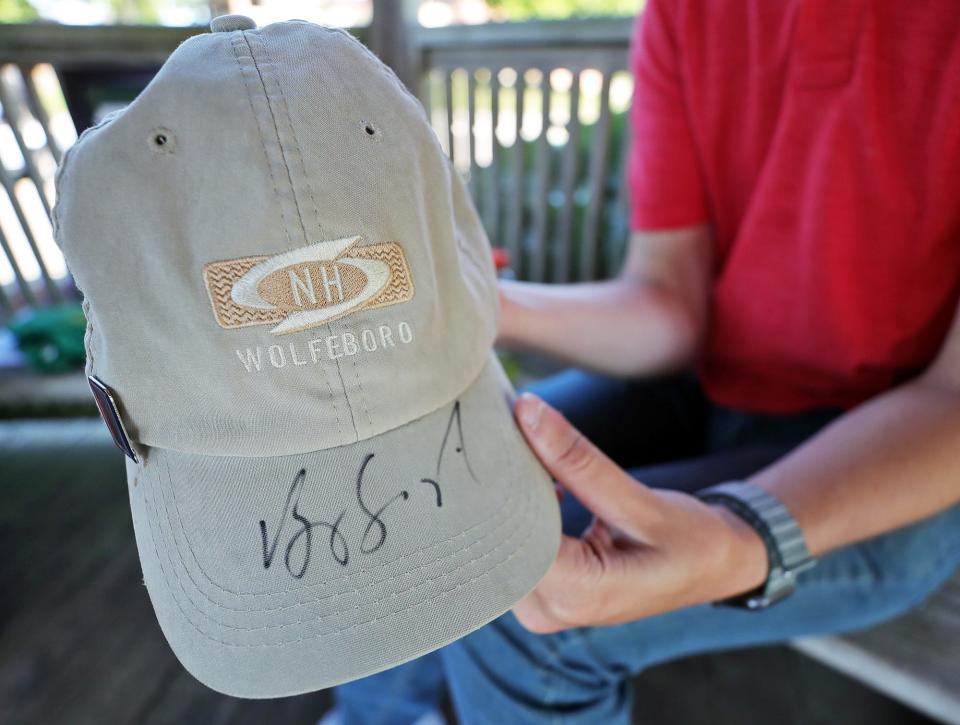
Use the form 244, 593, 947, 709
696, 481, 816, 609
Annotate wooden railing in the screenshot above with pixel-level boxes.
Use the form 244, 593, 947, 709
0, 18, 633, 321
0, 24, 208, 317
0, 62, 63, 314
418, 19, 633, 282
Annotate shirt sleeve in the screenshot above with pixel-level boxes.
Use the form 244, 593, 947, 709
628, 0, 709, 230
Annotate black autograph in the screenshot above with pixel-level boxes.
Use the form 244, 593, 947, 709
357, 453, 410, 555
259, 468, 349, 578
434, 401, 479, 484
259, 400, 477, 579
419, 400, 478, 508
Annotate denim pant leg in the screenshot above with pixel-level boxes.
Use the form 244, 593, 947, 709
334, 651, 447, 725
441, 488, 960, 725
333, 370, 708, 725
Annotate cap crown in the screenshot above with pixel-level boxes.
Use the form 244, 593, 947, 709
55, 20, 497, 456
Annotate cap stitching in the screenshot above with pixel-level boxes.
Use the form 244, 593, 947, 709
258, 30, 366, 438
140, 480, 534, 646
149, 456, 522, 621
242, 29, 360, 440
229, 36, 294, 248
144, 450, 529, 631
150, 363, 503, 602
238, 32, 309, 242
148, 406, 523, 613
150, 363, 504, 600
348, 344, 375, 433
136, 424, 536, 643
231, 32, 347, 438
253, 33, 323, 248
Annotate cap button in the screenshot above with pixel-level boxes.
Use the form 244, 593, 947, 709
210, 14, 257, 32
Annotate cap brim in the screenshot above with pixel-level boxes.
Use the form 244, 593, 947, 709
126, 354, 560, 698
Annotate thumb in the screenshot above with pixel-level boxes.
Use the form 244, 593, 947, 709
515, 393, 661, 529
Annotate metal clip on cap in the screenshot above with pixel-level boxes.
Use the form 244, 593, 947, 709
88, 376, 139, 463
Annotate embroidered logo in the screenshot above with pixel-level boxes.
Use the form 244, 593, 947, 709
203, 236, 414, 336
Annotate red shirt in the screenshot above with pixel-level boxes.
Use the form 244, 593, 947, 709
629, 0, 960, 413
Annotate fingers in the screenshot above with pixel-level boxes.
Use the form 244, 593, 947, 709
513, 527, 641, 633
512, 535, 600, 633
583, 517, 615, 551
515, 393, 661, 530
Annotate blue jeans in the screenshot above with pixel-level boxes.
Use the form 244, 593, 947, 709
335, 371, 960, 725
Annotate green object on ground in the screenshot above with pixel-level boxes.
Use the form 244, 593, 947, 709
8, 303, 87, 373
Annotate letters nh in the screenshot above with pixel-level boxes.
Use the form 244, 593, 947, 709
288, 264, 344, 307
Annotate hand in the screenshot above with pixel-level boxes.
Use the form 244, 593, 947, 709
512, 393, 769, 634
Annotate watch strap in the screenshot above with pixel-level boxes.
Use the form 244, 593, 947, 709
697, 481, 816, 609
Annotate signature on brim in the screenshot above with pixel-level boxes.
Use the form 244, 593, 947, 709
259, 401, 479, 579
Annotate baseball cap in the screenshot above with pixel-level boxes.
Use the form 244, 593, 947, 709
53, 15, 560, 698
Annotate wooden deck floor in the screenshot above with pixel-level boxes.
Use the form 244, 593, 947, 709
0, 419, 934, 725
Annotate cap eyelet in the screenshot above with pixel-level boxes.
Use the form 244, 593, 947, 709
148, 127, 176, 154
361, 121, 381, 141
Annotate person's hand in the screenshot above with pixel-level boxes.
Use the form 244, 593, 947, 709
512, 393, 769, 634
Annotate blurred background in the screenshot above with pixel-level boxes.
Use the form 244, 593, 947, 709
0, 1, 957, 723
2, 0, 639, 26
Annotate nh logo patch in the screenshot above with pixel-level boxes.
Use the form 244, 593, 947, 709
203, 236, 414, 336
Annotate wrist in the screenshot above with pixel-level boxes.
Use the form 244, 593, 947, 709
698, 481, 817, 609
496, 280, 533, 347
711, 504, 770, 597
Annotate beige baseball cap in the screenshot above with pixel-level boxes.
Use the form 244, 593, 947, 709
54, 15, 560, 698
